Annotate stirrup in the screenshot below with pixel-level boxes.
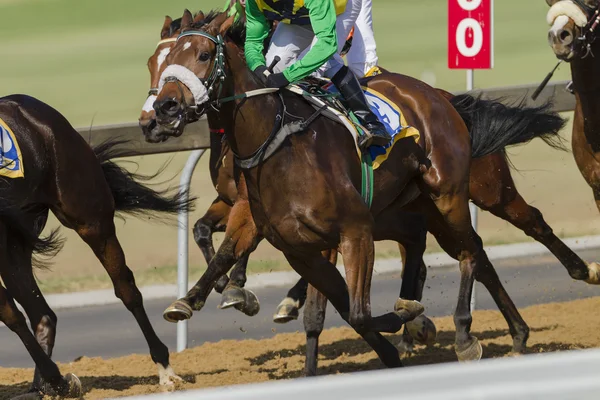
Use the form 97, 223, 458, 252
358, 129, 391, 150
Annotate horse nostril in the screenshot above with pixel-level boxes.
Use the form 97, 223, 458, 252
155, 99, 181, 117
559, 29, 573, 44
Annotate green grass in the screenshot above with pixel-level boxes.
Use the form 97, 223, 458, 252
1, 0, 595, 295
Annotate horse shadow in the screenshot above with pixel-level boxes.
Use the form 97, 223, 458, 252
247, 324, 586, 380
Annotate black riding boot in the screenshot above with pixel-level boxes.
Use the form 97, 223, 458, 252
332, 66, 392, 150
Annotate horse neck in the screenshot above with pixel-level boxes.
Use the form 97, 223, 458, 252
219, 44, 281, 158
571, 41, 600, 148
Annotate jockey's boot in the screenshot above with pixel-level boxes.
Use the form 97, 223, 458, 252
332, 66, 392, 150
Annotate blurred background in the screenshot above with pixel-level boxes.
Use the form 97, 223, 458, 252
0, 0, 592, 294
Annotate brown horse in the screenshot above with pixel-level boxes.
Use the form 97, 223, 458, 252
140, 11, 594, 339
546, 0, 600, 283
0, 94, 191, 398
151, 12, 566, 366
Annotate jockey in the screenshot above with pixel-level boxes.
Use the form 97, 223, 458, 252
245, 0, 391, 149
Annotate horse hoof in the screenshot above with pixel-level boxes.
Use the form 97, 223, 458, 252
394, 298, 425, 321
456, 337, 483, 362
158, 364, 183, 386
585, 262, 600, 284
235, 289, 260, 316
163, 300, 193, 323
61, 373, 82, 398
406, 315, 437, 346
273, 297, 300, 324
218, 286, 246, 310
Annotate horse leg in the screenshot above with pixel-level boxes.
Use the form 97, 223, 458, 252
471, 235, 530, 353
303, 284, 328, 376
1, 248, 60, 393
164, 197, 262, 320
303, 250, 334, 376
53, 198, 180, 385
385, 221, 435, 352
193, 197, 231, 293
273, 277, 309, 323
470, 154, 589, 281
284, 252, 403, 369
217, 198, 260, 317
425, 191, 484, 361
195, 200, 257, 315
0, 220, 80, 398
0, 283, 81, 398
397, 242, 430, 353
418, 191, 528, 359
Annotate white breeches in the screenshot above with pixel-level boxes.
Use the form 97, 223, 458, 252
346, 0, 378, 76
265, 0, 362, 78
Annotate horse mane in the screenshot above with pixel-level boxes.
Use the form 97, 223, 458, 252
169, 10, 210, 36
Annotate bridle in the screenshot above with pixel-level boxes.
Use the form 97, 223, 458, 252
170, 29, 227, 114
572, 0, 600, 58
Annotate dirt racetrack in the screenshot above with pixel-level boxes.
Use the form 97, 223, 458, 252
2, 296, 599, 399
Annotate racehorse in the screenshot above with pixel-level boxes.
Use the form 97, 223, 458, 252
139, 11, 593, 339
545, 0, 600, 283
0, 94, 191, 398
151, 11, 567, 368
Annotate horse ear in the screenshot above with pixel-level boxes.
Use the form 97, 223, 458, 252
546, 0, 559, 6
219, 15, 236, 36
161, 16, 173, 39
207, 11, 230, 34
193, 11, 205, 23
181, 9, 194, 30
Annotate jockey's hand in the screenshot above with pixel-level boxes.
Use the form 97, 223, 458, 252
266, 72, 290, 89
253, 65, 269, 86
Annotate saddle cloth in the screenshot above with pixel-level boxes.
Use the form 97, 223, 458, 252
292, 79, 420, 170
0, 117, 24, 178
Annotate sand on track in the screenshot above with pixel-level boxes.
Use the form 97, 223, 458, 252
1, 296, 598, 399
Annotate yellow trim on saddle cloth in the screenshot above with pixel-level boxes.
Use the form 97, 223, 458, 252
359, 87, 420, 170
0, 118, 24, 178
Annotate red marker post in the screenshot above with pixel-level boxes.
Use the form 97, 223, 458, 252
448, 0, 494, 310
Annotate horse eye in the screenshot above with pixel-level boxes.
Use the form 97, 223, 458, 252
199, 52, 211, 62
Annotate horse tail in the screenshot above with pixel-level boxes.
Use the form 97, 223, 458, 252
92, 138, 196, 220
449, 94, 568, 159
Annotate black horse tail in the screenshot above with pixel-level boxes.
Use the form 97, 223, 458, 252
91, 139, 196, 221
449, 94, 568, 159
